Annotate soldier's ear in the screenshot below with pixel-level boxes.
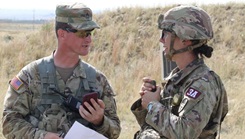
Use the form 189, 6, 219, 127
182, 40, 192, 46
58, 29, 65, 38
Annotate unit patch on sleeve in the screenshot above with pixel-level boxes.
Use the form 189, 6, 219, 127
10, 76, 23, 91
185, 87, 201, 99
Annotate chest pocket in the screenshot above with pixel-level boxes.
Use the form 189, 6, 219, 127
38, 104, 67, 132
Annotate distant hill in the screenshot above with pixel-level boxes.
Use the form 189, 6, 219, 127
0, 9, 55, 20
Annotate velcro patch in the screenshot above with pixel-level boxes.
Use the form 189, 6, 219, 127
185, 87, 201, 99
10, 76, 23, 91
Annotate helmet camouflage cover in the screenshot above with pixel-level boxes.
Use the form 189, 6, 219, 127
158, 5, 213, 40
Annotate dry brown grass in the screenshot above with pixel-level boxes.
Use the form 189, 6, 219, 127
0, 3, 245, 139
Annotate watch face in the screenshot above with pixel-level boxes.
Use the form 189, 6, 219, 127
147, 103, 153, 111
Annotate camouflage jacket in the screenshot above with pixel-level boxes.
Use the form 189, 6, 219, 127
2, 54, 121, 139
131, 59, 228, 139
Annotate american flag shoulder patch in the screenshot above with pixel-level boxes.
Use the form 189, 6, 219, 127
10, 76, 23, 91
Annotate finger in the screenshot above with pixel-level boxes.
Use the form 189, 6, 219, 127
90, 99, 100, 110
80, 103, 93, 116
84, 101, 96, 113
139, 91, 145, 96
141, 85, 145, 91
79, 105, 87, 117
142, 77, 151, 83
143, 84, 154, 92
97, 99, 105, 109
90, 99, 105, 110
140, 84, 144, 91
144, 82, 156, 91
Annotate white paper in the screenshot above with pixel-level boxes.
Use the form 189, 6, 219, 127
64, 121, 108, 139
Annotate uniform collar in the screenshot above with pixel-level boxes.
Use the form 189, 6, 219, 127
169, 58, 205, 85
73, 60, 87, 78
50, 52, 87, 79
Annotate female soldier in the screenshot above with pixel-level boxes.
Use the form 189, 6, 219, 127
131, 5, 228, 139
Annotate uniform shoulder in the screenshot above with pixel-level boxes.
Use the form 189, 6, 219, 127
184, 68, 221, 99
9, 58, 44, 93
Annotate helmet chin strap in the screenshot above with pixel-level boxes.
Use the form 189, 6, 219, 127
165, 32, 176, 61
173, 40, 207, 55
165, 32, 207, 60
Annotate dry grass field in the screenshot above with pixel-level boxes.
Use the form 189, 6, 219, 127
0, 3, 245, 139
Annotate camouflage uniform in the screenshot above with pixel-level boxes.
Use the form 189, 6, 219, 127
2, 3, 121, 139
131, 5, 228, 139
132, 59, 228, 139
2, 54, 121, 139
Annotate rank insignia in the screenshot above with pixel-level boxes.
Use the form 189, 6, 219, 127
10, 76, 23, 91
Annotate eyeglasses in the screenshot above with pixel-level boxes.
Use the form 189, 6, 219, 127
161, 30, 167, 39
65, 28, 92, 38
161, 30, 170, 39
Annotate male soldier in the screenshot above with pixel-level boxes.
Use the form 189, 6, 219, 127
131, 5, 228, 139
2, 2, 121, 139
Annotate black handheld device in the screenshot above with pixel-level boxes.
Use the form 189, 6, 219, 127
150, 80, 157, 92
50, 88, 81, 112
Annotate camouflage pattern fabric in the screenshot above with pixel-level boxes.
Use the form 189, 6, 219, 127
131, 59, 228, 139
131, 99, 162, 139
158, 5, 213, 40
2, 54, 121, 139
56, 2, 100, 30
136, 128, 161, 139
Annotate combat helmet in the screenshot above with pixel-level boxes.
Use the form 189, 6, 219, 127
158, 5, 213, 59
158, 5, 213, 40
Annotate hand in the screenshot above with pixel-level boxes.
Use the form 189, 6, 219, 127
141, 87, 161, 109
139, 77, 157, 96
79, 99, 105, 126
139, 77, 161, 109
44, 132, 63, 139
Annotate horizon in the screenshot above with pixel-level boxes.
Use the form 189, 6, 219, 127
1, 0, 245, 20
1, 0, 245, 10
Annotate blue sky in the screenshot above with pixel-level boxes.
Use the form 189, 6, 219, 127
1, 0, 245, 11
1, 0, 244, 20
